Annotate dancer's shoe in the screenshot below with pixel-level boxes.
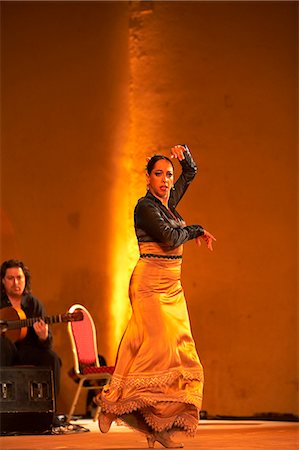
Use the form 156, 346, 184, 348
98, 412, 115, 433
146, 431, 184, 448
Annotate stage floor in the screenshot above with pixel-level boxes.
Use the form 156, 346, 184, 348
0, 419, 298, 449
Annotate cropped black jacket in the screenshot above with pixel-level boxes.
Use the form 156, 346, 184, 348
134, 150, 205, 249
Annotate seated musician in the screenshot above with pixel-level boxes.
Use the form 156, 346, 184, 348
0, 259, 61, 409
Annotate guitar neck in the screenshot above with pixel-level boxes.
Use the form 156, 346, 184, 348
7, 314, 65, 330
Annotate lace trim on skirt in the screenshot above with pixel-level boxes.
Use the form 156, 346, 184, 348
109, 367, 203, 390
97, 366, 204, 435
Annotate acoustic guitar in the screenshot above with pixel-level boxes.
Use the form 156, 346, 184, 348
0, 306, 83, 343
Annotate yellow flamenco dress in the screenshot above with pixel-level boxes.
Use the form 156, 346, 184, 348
98, 241, 204, 437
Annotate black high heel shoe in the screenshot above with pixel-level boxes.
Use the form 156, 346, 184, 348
146, 431, 184, 448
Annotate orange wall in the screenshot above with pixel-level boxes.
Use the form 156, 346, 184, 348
1, 1, 297, 417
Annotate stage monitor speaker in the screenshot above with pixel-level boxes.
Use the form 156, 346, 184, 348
0, 367, 55, 435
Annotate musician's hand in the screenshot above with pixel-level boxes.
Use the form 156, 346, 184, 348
33, 319, 48, 341
196, 230, 216, 251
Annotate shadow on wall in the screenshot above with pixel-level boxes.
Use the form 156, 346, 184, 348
0, 208, 21, 260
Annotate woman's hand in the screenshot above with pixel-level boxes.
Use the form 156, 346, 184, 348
196, 230, 216, 251
170, 145, 187, 161
33, 319, 49, 341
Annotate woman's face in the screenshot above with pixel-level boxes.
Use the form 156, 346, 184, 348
147, 159, 174, 204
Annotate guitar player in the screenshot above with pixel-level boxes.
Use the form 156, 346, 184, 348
0, 259, 61, 424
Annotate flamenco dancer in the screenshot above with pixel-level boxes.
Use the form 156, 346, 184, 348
96, 144, 216, 448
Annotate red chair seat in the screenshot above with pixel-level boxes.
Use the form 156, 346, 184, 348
82, 366, 114, 375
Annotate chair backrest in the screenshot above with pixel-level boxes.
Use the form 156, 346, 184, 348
68, 304, 100, 375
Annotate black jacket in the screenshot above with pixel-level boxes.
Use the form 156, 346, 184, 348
0, 293, 53, 350
134, 150, 204, 249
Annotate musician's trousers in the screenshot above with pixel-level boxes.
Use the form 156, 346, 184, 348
0, 335, 61, 401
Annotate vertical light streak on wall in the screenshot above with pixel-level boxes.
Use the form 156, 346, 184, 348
107, 3, 153, 363
107, 155, 139, 362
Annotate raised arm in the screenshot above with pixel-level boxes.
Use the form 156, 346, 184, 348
169, 145, 198, 208
170, 145, 216, 251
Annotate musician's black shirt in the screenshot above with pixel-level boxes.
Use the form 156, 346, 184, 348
0, 293, 52, 349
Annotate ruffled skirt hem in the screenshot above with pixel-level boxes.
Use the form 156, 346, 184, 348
96, 381, 202, 436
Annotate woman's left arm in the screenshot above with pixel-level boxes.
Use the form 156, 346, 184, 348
170, 145, 197, 207
196, 230, 217, 252
171, 145, 216, 251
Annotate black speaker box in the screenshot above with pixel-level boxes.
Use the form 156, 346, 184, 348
0, 367, 55, 435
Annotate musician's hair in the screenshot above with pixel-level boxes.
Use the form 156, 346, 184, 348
1, 259, 32, 296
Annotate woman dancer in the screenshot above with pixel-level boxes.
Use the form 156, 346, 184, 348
96, 144, 215, 448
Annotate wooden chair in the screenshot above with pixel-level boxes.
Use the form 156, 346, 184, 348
67, 304, 114, 422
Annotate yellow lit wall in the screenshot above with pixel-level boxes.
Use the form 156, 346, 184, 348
1, 1, 297, 417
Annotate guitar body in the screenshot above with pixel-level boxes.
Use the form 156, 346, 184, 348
0, 307, 27, 343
